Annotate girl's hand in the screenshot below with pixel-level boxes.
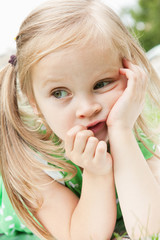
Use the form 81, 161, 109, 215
107, 58, 148, 131
65, 125, 113, 176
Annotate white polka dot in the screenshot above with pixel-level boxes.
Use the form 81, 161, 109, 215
2, 203, 5, 209
0, 209, 3, 215
68, 181, 79, 188
20, 223, 26, 229
5, 216, 13, 221
41, 125, 46, 131
10, 229, 15, 235
9, 223, 15, 229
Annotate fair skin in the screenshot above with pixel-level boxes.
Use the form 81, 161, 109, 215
107, 60, 160, 238
31, 43, 160, 240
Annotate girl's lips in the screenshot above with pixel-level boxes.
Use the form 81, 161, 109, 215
87, 121, 106, 134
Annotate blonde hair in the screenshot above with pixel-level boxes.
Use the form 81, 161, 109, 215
0, 0, 160, 239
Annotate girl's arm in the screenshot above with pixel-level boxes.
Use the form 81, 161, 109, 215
107, 59, 160, 239
109, 128, 160, 239
35, 125, 116, 240
147, 149, 160, 185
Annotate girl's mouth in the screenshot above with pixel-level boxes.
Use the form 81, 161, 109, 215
87, 121, 106, 134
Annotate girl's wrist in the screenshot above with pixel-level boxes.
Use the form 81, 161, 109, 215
108, 125, 133, 136
83, 167, 113, 179
108, 126, 134, 143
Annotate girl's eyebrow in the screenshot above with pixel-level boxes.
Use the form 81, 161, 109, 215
96, 70, 119, 80
40, 67, 120, 88
96, 66, 120, 76
41, 78, 64, 88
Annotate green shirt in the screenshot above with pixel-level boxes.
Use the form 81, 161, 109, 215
0, 136, 156, 236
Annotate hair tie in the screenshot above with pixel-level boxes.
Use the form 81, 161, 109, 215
8, 55, 17, 66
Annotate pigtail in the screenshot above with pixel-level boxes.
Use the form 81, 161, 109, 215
0, 64, 54, 240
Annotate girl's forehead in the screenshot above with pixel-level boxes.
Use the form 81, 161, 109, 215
37, 41, 119, 66
29, 31, 122, 76
41, 35, 119, 60
31, 41, 121, 83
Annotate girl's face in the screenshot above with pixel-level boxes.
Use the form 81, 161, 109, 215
32, 43, 127, 142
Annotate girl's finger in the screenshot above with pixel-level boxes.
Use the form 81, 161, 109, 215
93, 141, 107, 165
122, 58, 137, 71
65, 125, 85, 154
122, 58, 147, 83
83, 136, 99, 160
73, 130, 94, 154
119, 67, 135, 79
120, 66, 148, 94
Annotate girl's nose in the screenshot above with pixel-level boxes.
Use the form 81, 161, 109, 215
76, 102, 102, 119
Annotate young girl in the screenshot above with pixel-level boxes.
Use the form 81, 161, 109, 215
1, 0, 160, 239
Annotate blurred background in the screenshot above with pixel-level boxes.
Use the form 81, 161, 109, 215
0, 0, 160, 74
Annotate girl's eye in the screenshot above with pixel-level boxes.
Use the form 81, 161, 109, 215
52, 90, 69, 99
93, 81, 110, 90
